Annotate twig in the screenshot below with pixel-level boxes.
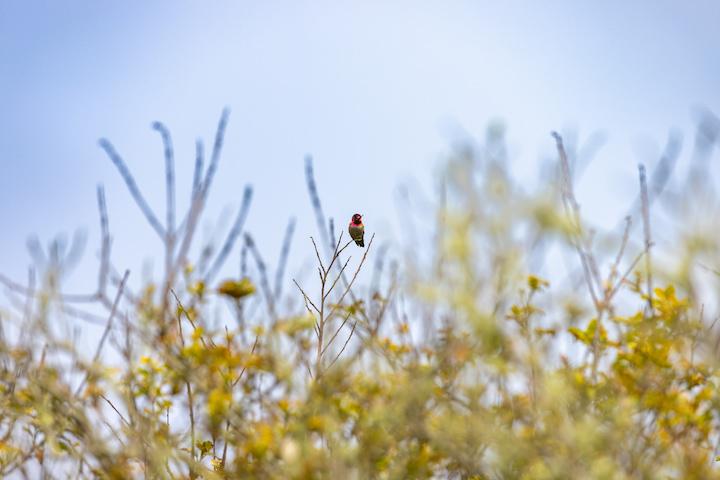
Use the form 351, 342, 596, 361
186, 381, 196, 467
170, 289, 207, 348
552, 132, 608, 382
153, 122, 178, 328
650, 132, 682, 201
202, 107, 231, 200
328, 218, 335, 247
240, 242, 248, 277
310, 237, 326, 274
274, 218, 296, 299
325, 234, 353, 277
96, 185, 111, 298
369, 244, 389, 307
0, 273, 32, 296
152, 121, 176, 236
204, 185, 253, 283
326, 320, 358, 371
192, 139, 204, 202
23, 269, 35, 325
244, 233, 276, 319
293, 279, 320, 314
326, 233, 375, 322
100, 394, 130, 427
325, 255, 352, 299
608, 250, 648, 306
232, 335, 260, 387
552, 132, 602, 310
92, 270, 130, 363
321, 311, 352, 356
98, 138, 165, 238
173, 141, 207, 278
75, 270, 129, 396
639, 164, 653, 311
60, 305, 108, 325
305, 156, 332, 254
609, 216, 632, 287
175, 108, 231, 287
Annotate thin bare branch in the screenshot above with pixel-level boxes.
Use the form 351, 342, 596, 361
327, 233, 375, 322
75, 270, 129, 396
305, 156, 332, 254
321, 310, 352, 357
96, 185, 111, 297
639, 164, 653, 310
274, 217, 296, 299
608, 249, 648, 303
98, 138, 165, 238
650, 132, 682, 201
244, 233, 276, 319
204, 185, 253, 283
293, 279, 320, 314
326, 320, 358, 371
100, 394, 130, 427
192, 136, 204, 199
310, 237, 326, 274
609, 216, 632, 286
552, 131, 579, 211
551, 132, 602, 310
325, 255, 352, 300
60, 305, 108, 326
170, 289, 207, 348
231, 335, 260, 387
93, 270, 130, 363
202, 107, 231, 200
173, 142, 207, 276
152, 121, 176, 235
0, 273, 32, 296
240, 241, 248, 277
23, 268, 35, 325
328, 217, 336, 247
176, 139, 205, 236
325, 233, 352, 275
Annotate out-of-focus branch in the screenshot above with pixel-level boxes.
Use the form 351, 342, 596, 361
639, 164, 653, 310
202, 108, 231, 200
152, 121, 176, 237
98, 138, 165, 239
75, 270, 129, 396
96, 185, 111, 299
304, 156, 332, 255
274, 218, 296, 300
551, 132, 601, 311
244, 233, 277, 320
204, 185, 253, 283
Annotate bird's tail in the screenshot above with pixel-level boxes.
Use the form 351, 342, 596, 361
356, 239, 364, 247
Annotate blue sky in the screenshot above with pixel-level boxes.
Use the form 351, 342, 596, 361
0, 1, 718, 295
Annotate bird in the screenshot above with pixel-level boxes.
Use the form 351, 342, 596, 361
348, 213, 365, 247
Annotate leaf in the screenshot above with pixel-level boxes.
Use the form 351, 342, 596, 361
217, 277, 255, 299
196, 440, 213, 458
568, 326, 590, 345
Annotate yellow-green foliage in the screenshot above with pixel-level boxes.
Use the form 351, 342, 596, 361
1, 123, 720, 479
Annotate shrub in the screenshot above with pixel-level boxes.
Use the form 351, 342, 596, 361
1, 110, 719, 479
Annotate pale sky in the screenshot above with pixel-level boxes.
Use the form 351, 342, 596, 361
1, 1, 718, 296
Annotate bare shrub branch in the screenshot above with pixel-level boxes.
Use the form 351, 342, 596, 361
98, 138, 165, 238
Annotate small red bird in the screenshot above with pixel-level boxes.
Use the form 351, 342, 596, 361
348, 213, 365, 247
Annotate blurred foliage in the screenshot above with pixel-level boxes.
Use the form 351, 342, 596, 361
1, 112, 720, 479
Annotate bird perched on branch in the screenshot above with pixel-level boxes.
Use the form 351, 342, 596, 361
348, 213, 365, 247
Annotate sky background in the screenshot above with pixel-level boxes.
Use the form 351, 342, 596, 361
0, 1, 719, 298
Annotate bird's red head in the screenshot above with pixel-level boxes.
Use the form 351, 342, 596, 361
351, 213, 363, 225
